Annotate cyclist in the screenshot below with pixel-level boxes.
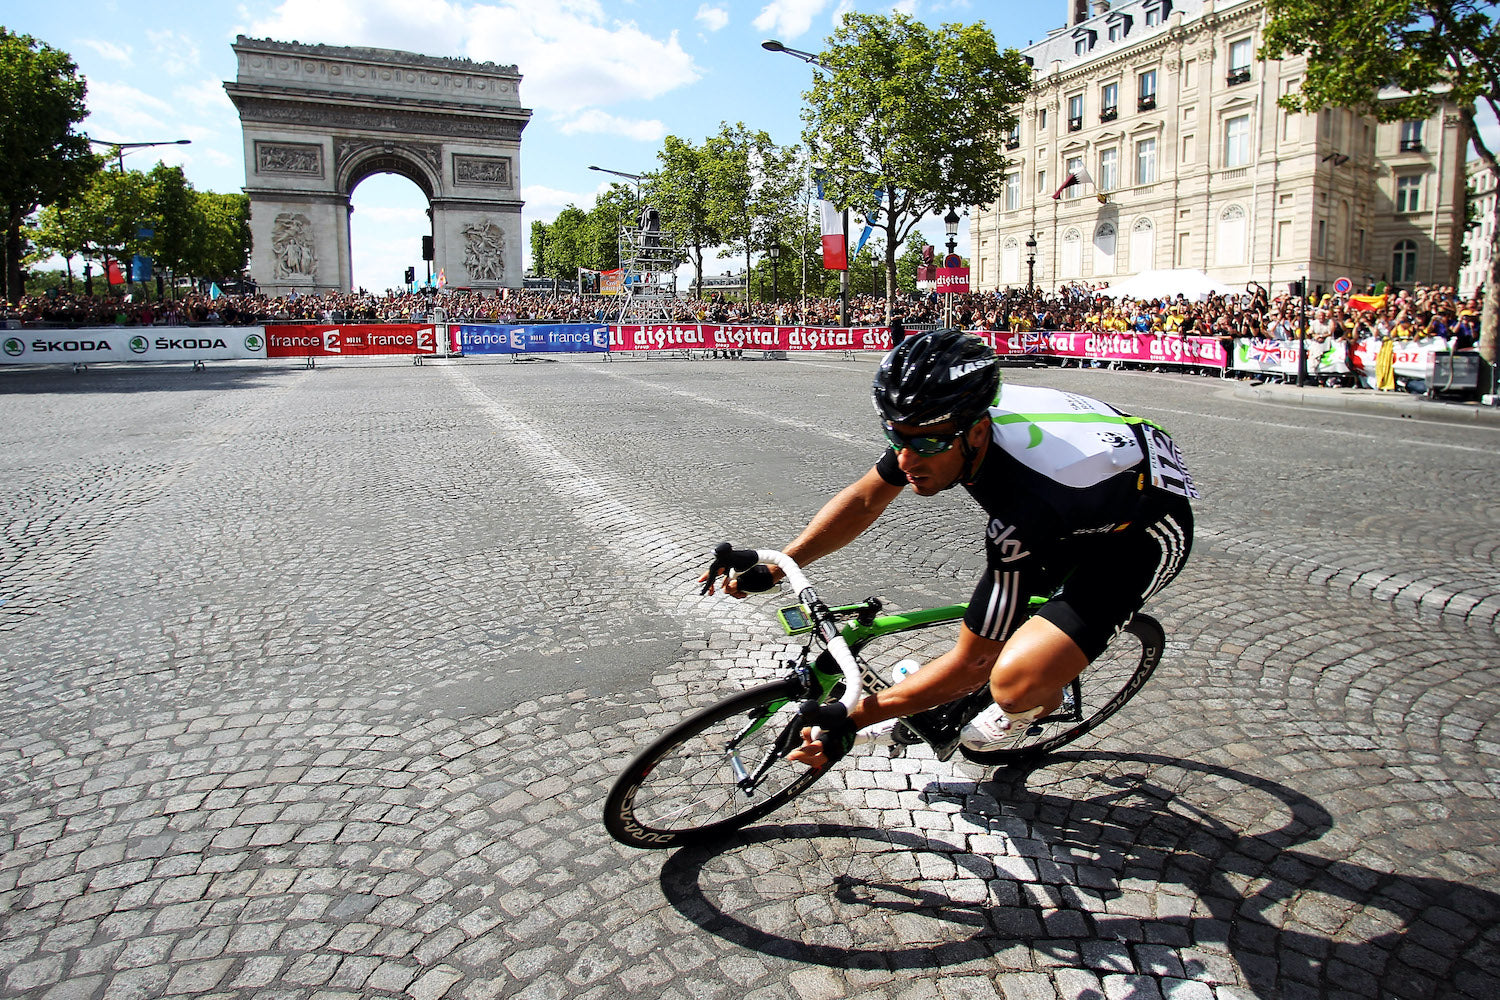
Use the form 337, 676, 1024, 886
704, 328, 1195, 767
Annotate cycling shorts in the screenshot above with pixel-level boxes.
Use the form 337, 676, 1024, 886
962, 495, 1193, 661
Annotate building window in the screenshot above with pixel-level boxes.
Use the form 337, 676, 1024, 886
1065, 155, 1084, 198
1062, 228, 1083, 278
1145, 6, 1163, 26
1217, 203, 1247, 266
1136, 137, 1157, 184
1396, 174, 1423, 213
1039, 108, 1048, 131
1099, 148, 1118, 191
1037, 168, 1047, 195
1094, 222, 1117, 276
1130, 217, 1155, 269
1227, 38, 1252, 85
1005, 123, 1020, 150
1138, 69, 1157, 110
1399, 120, 1425, 152
1101, 82, 1119, 121
1392, 239, 1417, 282
1005, 172, 1021, 211
1224, 114, 1251, 168
1069, 94, 1084, 131
1108, 21, 1124, 42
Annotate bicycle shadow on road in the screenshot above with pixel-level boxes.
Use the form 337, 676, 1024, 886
658, 751, 1500, 997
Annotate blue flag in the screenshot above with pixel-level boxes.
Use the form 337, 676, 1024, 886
210, 283, 223, 300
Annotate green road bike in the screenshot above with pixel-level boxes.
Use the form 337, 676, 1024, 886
603, 544, 1165, 849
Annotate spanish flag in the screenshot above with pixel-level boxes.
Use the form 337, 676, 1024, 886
1348, 293, 1387, 312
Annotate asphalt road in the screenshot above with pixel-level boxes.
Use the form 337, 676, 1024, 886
1, 355, 1497, 1000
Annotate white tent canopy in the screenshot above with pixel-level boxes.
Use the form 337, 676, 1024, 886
1098, 269, 1245, 303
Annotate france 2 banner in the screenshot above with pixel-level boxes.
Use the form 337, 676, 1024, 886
265, 325, 439, 358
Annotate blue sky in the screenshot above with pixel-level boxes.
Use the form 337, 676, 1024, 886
12, 1, 1493, 292
9, 0, 1067, 291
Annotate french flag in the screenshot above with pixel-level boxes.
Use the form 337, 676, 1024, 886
815, 174, 847, 272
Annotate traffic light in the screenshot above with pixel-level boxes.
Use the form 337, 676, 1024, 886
405, 267, 416, 285
1288, 280, 1305, 298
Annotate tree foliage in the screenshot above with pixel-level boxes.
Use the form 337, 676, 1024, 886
799, 13, 1032, 308
653, 134, 720, 296
701, 122, 803, 291
0, 29, 99, 303
1260, 0, 1500, 370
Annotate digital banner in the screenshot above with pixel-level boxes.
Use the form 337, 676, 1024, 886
264, 325, 441, 358
456, 324, 610, 355
983, 331, 1227, 369
612, 325, 891, 353
1, 327, 269, 365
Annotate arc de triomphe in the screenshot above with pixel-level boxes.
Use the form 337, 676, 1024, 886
226, 36, 531, 295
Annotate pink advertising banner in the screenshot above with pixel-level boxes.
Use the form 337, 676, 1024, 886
612, 325, 892, 353
981, 331, 1227, 369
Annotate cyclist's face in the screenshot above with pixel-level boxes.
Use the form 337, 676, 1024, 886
889, 418, 982, 495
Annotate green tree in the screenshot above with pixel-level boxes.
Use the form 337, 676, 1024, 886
799, 13, 1031, 313
29, 202, 91, 291
702, 122, 803, 296
0, 30, 100, 303
654, 135, 720, 296
1260, 0, 1500, 380
191, 190, 250, 283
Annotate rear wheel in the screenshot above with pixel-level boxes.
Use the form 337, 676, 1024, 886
958, 613, 1165, 766
603, 679, 829, 849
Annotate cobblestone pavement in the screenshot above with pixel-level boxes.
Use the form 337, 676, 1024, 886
1, 357, 1497, 1000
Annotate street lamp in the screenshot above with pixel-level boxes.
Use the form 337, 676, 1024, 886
588, 164, 643, 203
768, 244, 780, 302
944, 208, 960, 258
762, 39, 851, 328
1025, 234, 1038, 297
87, 137, 191, 173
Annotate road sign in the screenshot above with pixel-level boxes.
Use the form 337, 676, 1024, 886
1333, 276, 1352, 294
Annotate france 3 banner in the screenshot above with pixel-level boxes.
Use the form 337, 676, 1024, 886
612, 325, 892, 353
984, 331, 1227, 369
456, 324, 610, 355
2, 328, 269, 365
264, 325, 441, 358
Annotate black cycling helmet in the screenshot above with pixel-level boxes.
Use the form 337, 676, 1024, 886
872, 328, 1001, 429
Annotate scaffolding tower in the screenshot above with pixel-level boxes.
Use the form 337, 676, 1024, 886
615, 206, 681, 324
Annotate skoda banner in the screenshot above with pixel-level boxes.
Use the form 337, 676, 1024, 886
1, 328, 269, 365
456, 324, 610, 355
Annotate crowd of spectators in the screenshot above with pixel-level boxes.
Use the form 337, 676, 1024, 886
5, 280, 1483, 354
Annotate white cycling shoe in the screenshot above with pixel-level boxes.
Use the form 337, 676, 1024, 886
959, 704, 1017, 751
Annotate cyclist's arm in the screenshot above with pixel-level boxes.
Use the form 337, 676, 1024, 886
775, 466, 903, 585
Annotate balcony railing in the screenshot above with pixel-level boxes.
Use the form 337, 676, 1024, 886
1069, 116, 1083, 132
1398, 139, 1424, 152
1226, 68, 1251, 86
1137, 95, 1156, 111
1100, 106, 1119, 122
1006, 139, 1021, 150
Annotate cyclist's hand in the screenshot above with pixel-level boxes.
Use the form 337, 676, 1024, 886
698, 563, 777, 599
786, 724, 854, 769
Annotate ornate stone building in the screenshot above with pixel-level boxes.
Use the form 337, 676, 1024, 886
970, 0, 1470, 298
226, 37, 531, 295
1459, 159, 1496, 299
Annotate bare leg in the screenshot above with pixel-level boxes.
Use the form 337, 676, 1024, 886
988, 615, 1089, 718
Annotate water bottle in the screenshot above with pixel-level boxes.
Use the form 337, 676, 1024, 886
891, 658, 923, 683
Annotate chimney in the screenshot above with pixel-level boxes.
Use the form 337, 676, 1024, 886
1070, 0, 1089, 26
1092, 0, 1111, 15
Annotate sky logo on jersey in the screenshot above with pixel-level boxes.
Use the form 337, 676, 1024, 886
985, 519, 1031, 563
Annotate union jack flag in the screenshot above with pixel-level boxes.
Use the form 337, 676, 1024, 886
1247, 342, 1283, 365
1018, 332, 1046, 355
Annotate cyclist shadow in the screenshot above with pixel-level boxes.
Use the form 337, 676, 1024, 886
658, 751, 1500, 996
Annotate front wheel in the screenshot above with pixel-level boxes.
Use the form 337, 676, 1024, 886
958, 613, 1165, 766
603, 679, 830, 849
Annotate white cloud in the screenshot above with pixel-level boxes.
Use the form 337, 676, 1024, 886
78, 39, 133, 66
556, 108, 665, 142
521, 183, 589, 222
146, 29, 202, 76
82, 79, 175, 137
174, 78, 235, 115
696, 4, 729, 31
242, 0, 700, 112
754, 0, 829, 38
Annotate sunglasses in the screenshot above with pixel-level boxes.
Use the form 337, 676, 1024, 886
882, 422, 968, 457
